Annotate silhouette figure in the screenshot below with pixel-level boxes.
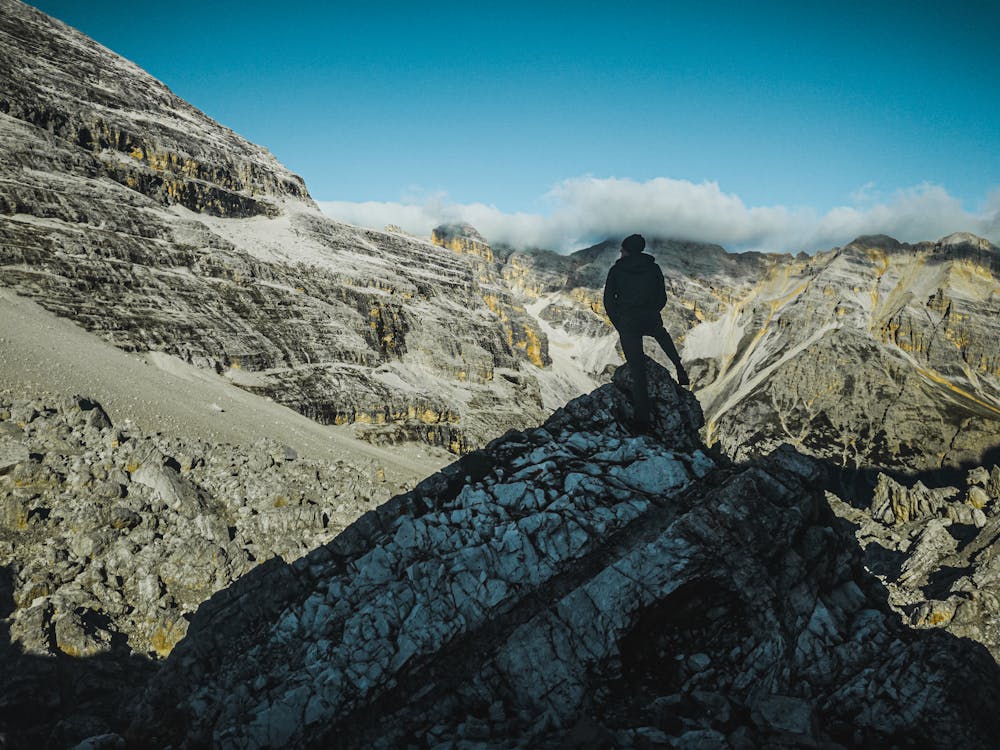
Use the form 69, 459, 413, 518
603, 234, 689, 431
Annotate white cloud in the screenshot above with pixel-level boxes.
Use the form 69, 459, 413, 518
318, 177, 1000, 254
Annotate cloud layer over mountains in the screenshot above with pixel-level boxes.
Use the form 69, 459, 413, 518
320, 177, 1000, 253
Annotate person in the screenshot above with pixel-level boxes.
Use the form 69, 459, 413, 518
603, 233, 689, 431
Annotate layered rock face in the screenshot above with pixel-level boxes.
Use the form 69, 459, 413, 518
0, 0, 559, 456
3, 5, 1000, 746
508, 233, 1000, 474
0, 1, 307, 218
4, 1, 998, 475
128, 364, 1000, 749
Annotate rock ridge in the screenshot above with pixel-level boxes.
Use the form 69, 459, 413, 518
129, 364, 1000, 749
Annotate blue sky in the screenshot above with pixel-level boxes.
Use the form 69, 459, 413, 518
29, 0, 1000, 251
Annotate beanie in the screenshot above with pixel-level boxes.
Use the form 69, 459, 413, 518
621, 234, 646, 254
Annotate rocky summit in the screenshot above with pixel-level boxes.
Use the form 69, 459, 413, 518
5, 363, 966, 749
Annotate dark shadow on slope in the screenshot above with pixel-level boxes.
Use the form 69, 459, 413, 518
923, 565, 971, 601
823, 440, 1000, 510
858, 540, 909, 581
5, 363, 1000, 748
122, 366, 1000, 749
0, 563, 159, 749
945, 522, 982, 552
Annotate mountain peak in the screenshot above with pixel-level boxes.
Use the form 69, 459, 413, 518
937, 231, 996, 251
0, 0, 311, 216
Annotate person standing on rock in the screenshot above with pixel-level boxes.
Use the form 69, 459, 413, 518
603, 233, 689, 431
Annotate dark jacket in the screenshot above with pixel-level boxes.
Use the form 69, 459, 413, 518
603, 252, 667, 331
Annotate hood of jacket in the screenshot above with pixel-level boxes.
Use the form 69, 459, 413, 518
613, 252, 657, 274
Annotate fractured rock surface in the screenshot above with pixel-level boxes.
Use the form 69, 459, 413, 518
831, 463, 1000, 660
130, 364, 1000, 749
0, 389, 410, 746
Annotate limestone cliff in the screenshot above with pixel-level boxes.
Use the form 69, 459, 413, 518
0, 0, 566, 455
431, 224, 549, 370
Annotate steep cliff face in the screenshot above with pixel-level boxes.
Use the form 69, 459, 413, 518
0, 0, 571, 455
0, 1, 308, 216
128, 364, 1000, 749
431, 224, 549, 370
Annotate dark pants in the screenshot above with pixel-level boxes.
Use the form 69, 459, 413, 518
618, 321, 682, 425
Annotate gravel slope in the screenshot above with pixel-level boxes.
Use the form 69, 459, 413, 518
0, 288, 447, 482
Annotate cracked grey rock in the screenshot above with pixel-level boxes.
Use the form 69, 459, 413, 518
830, 462, 1000, 661
130, 364, 1000, 749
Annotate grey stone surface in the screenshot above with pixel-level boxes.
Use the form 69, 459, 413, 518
829, 461, 1000, 661
2, 4, 1000, 749
0, 392, 395, 663
128, 365, 1000, 749
0, 0, 555, 455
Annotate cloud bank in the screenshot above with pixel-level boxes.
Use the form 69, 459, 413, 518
318, 177, 1000, 254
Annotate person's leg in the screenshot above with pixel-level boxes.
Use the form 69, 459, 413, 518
651, 325, 689, 385
619, 329, 650, 425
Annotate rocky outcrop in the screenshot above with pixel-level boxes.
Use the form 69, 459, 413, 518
0, 391, 399, 663
831, 462, 1000, 660
128, 364, 1000, 749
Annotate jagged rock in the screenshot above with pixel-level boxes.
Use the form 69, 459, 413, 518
128, 364, 1000, 748
830, 463, 1000, 660
868, 472, 959, 524
897, 519, 959, 588
0, 391, 401, 666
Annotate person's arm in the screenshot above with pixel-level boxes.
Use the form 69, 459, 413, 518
653, 263, 667, 311
603, 268, 620, 327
